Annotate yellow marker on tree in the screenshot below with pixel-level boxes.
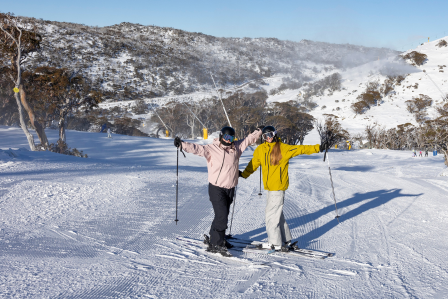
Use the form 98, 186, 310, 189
13, 87, 19, 93
203, 128, 208, 140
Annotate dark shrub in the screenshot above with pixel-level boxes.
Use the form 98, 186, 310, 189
401, 51, 427, 66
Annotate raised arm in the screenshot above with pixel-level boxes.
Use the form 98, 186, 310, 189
235, 129, 262, 153
181, 141, 207, 157
284, 144, 320, 159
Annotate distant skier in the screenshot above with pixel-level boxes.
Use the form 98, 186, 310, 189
425, 149, 429, 157
239, 126, 325, 251
100, 123, 107, 133
412, 149, 417, 157
107, 128, 112, 138
174, 126, 262, 257
419, 150, 422, 157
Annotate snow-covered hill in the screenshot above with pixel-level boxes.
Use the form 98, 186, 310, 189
21, 18, 397, 100
4, 16, 447, 137
296, 37, 448, 133
1, 126, 447, 298
91, 31, 447, 136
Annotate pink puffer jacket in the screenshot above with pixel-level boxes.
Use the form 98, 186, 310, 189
181, 130, 262, 189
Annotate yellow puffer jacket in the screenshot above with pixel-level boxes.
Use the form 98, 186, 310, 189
242, 141, 320, 191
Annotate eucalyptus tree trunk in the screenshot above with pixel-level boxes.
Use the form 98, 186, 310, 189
14, 92, 36, 151
1, 18, 47, 150
58, 110, 67, 143
19, 85, 49, 148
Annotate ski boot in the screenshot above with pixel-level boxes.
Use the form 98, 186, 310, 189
205, 234, 233, 249
261, 243, 281, 250
203, 234, 210, 245
281, 241, 293, 252
206, 244, 233, 257
282, 241, 300, 252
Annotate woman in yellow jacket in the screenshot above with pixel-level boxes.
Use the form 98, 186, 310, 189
240, 126, 323, 250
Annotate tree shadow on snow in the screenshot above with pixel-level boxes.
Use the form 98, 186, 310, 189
332, 165, 375, 172
234, 188, 422, 247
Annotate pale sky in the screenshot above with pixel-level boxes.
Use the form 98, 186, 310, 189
1, 0, 447, 50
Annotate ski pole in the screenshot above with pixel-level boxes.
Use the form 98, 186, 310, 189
175, 143, 186, 225
258, 135, 263, 196
324, 145, 340, 223
175, 147, 179, 225
228, 186, 237, 238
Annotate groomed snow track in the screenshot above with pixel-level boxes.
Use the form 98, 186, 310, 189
1, 126, 448, 298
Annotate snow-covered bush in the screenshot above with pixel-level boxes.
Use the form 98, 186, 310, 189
405, 94, 432, 123
49, 140, 88, 158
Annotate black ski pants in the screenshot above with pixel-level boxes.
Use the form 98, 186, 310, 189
208, 183, 234, 247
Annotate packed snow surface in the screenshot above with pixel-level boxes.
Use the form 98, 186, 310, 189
1, 126, 448, 298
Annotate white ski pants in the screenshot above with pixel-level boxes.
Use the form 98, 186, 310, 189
265, 190, 292, 246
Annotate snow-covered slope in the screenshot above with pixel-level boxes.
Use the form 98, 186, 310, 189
95, 36, 448, 136
269, 37, 448, 133
1, 126, 447, 298
17, 18, 397, 100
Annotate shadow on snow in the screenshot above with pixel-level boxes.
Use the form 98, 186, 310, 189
233, 188, 422, 247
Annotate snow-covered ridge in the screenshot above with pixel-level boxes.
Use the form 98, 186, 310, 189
23, 18, 397, 101
9, 17, 448, 135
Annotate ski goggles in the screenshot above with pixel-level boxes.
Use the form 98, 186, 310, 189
222, 133, 235, 142
262, 131, 277, 140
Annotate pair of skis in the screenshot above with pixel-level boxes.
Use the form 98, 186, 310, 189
227, 237, 334, 259
177, 236, 334, 260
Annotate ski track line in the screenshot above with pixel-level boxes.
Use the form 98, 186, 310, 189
170, 238, 262, 267
155, 253, 218, 265
392, 237, 448, 278
232, 267, 270, 294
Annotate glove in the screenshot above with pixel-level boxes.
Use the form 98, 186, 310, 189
239, 170, 244, 178
320, 140, 330, 152
257, 125, 265, 131
174, 136, 182, 148
319, 144, 326, 153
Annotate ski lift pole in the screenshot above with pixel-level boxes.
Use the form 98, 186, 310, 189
149, 101, 172, 136
181, 99, 208, 137
323, 146, 340, 223
210, 73, 232, 127
423, 71, 447, 101
182, 101, 206, 127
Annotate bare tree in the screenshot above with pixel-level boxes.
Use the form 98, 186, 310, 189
0, 13, 45, 150
25, 66, 101, 142
0, 14, 36, 151
315, 114, 349, 148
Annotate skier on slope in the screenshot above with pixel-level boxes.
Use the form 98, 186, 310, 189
174, 126, 262, 257
239, 126, 327, 251
107, 128, 112, 138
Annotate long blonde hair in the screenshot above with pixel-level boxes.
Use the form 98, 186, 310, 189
270, 138, 282, 166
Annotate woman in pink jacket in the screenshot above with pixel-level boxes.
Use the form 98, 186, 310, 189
174, 126, 262, 257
